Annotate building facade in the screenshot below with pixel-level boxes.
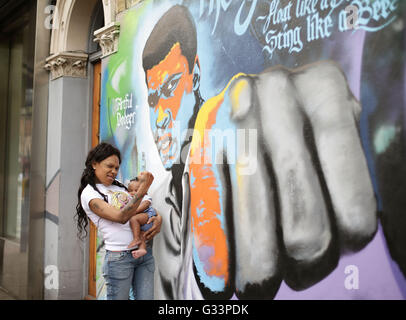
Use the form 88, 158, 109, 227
0, 0, 406, 300
0, 0, 50, 299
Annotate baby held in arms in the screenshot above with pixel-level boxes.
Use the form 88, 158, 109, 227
127, 175, 157, 259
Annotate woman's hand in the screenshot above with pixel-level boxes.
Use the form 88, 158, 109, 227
143, 211, 162, 241
137, 171, 155, 197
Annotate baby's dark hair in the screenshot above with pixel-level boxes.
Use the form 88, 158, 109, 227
75, 143, 128, 239
127, 177, 140, 193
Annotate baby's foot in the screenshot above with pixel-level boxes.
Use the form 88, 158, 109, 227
131, 248, 147, 259
127, 238, 141, 250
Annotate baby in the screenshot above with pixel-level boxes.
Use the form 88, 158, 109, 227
127, 175, 157, 259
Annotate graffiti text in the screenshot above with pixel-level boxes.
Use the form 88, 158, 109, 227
253, 0, 399, 59
200, 0, 258, 36
112, 94, 136, 130
339, 0, 399, 32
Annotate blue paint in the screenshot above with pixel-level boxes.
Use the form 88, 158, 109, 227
360, 83, 382, 211
196, 206, 205, 218
190, 170, 196, 189
192, 236, 226, 292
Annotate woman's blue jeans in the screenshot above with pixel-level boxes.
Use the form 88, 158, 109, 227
102, 246, 155, 300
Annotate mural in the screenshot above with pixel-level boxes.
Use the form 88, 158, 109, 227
99, 0, 406, 300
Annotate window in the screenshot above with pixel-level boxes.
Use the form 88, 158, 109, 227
0, 23, 33, 244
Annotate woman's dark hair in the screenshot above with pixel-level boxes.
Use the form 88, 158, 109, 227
75, 142, 128, 239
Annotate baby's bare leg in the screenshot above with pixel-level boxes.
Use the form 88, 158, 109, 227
128, 213, 149, 249
130, 213, 149, 259
132, 239, 148, 259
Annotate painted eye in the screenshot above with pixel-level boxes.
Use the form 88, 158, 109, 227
162, 73, 182, 97
148, 91, 159, 108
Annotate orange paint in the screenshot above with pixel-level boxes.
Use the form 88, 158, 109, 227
146, 42, 194, 127
189, 73, 248, 288
190, 96, 228, 283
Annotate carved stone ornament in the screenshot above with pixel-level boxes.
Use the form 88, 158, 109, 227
45, 52, 89, 80
94, 22, 120, 58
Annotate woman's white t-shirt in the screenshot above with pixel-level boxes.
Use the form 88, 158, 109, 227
81, 183, 134, 251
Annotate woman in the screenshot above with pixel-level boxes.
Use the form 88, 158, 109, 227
75, 143, 161, 300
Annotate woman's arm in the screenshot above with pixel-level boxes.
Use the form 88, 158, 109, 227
89, 172, 154, 224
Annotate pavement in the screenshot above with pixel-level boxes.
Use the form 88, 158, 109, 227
0, 288, 15, 300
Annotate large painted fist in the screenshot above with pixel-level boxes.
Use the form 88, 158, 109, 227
186, 60, 378, 299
